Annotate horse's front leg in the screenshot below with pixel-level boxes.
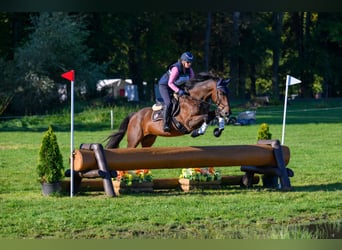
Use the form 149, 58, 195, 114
190, 110, 217, 138
213, 116, 225, 137
188, 114, 209, 137
190, 111, 226, 138
187, 114, 208, 130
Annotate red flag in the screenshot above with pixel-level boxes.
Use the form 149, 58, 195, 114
61, 70, 75, 81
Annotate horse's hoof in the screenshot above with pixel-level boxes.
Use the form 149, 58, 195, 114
213, 128, 223, 137
191, 130, 201, 138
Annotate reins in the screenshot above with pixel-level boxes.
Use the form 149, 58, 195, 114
183, 95, 214, 107
182, 84, 229, 111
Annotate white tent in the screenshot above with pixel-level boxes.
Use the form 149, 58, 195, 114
96, 79, 139, 101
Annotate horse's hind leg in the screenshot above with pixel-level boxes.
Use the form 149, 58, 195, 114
126, 132, 143, 148
126, 128, 156, 148
126, 124, 144, 148
141, 135, 157, 147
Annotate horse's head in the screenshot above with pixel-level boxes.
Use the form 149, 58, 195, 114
214, 78, 231, 118
187, 73, 231, 118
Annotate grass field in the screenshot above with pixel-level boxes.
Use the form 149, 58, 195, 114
0, 98, 341, 239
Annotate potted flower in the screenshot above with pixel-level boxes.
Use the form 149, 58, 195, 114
178, 167, 221, 192
37, 125, 64, 196
112, 169, 153, 195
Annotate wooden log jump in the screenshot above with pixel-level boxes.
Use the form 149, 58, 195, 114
68, 140, 292, 197
74, 144, 290, 172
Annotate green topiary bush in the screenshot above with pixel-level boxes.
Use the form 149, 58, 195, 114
257, 123, 272, 140
257, 123, 279, 188
37, 125, 64, 183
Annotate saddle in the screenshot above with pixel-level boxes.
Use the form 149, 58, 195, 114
151, 94, 190, 134
151, 94, 180, 122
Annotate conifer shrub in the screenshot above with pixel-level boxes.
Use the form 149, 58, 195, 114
257, 123, 279, 188
257, 123, 272, 140
37, 125, 64, 183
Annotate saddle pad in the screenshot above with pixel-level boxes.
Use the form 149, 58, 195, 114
152, 103, 163, 111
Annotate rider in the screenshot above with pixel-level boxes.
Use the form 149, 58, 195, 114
158, 52, 195, 132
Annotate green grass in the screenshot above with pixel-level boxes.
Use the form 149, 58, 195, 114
0, 98, 342, 239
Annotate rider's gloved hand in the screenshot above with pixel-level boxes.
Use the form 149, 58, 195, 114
177, 90, 189, 96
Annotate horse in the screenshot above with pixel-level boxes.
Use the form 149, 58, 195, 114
105, 73, 232, 149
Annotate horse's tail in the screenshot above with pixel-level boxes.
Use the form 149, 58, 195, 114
105, 112, 135, 149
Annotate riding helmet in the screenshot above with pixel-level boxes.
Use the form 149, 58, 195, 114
180, 52, 194, 63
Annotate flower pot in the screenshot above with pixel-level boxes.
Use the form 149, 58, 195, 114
178, 178, 221, 192
41, 182, 62, 196
113, 180, 153, 196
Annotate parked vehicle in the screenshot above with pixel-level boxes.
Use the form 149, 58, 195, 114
236, 110, 256, 125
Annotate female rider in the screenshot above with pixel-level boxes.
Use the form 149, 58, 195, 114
158, 52, 195, 132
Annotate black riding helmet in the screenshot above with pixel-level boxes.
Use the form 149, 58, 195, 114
180, 52, 194, 63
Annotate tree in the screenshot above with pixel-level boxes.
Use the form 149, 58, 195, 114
229, 12, 240, 98
204, 12, 212, 72
313, 13, 342, 97
0, 13, 32, 115
1, 11, 342, 116
235, 13, 273, 99
9, 12, 105, 114
0, 13, 32, 60
271, 12, 283, 100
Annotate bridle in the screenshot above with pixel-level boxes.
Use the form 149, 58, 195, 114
215, 78, 231, 117
215, 88, 230, 117
183, 79, 230, 117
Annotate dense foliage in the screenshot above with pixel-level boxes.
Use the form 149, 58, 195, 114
0, 12, 341, 115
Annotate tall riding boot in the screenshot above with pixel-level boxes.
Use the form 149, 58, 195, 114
163, 104, 172, 132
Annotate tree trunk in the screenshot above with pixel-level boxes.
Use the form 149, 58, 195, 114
204, 12, 211, 72
250, 63, 257, 98
271, 12, 283, 100
230, 11, 240, 98
128, 21, 143, 102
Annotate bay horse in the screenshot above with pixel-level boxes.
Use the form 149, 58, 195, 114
105, 73, 231, 149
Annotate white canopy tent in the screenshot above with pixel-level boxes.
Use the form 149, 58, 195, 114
96, 79, 139, 101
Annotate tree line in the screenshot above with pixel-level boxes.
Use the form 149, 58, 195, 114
0, 12, 341, 115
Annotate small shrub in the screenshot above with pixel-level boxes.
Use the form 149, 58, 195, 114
257, 123, 278, 188
37, 125, 64, 183
257, 123, 272, 140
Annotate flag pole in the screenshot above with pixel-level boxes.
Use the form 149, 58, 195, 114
281, 75, 301, 145
281, 75, 290, 145
61, 70, 75, 197
70, 78, 74, 197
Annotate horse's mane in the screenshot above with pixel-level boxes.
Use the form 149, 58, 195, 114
185, 71, 220, 90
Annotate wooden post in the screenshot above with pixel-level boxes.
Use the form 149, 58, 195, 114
80, 143, 116, 197
257, 140, 292, 191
